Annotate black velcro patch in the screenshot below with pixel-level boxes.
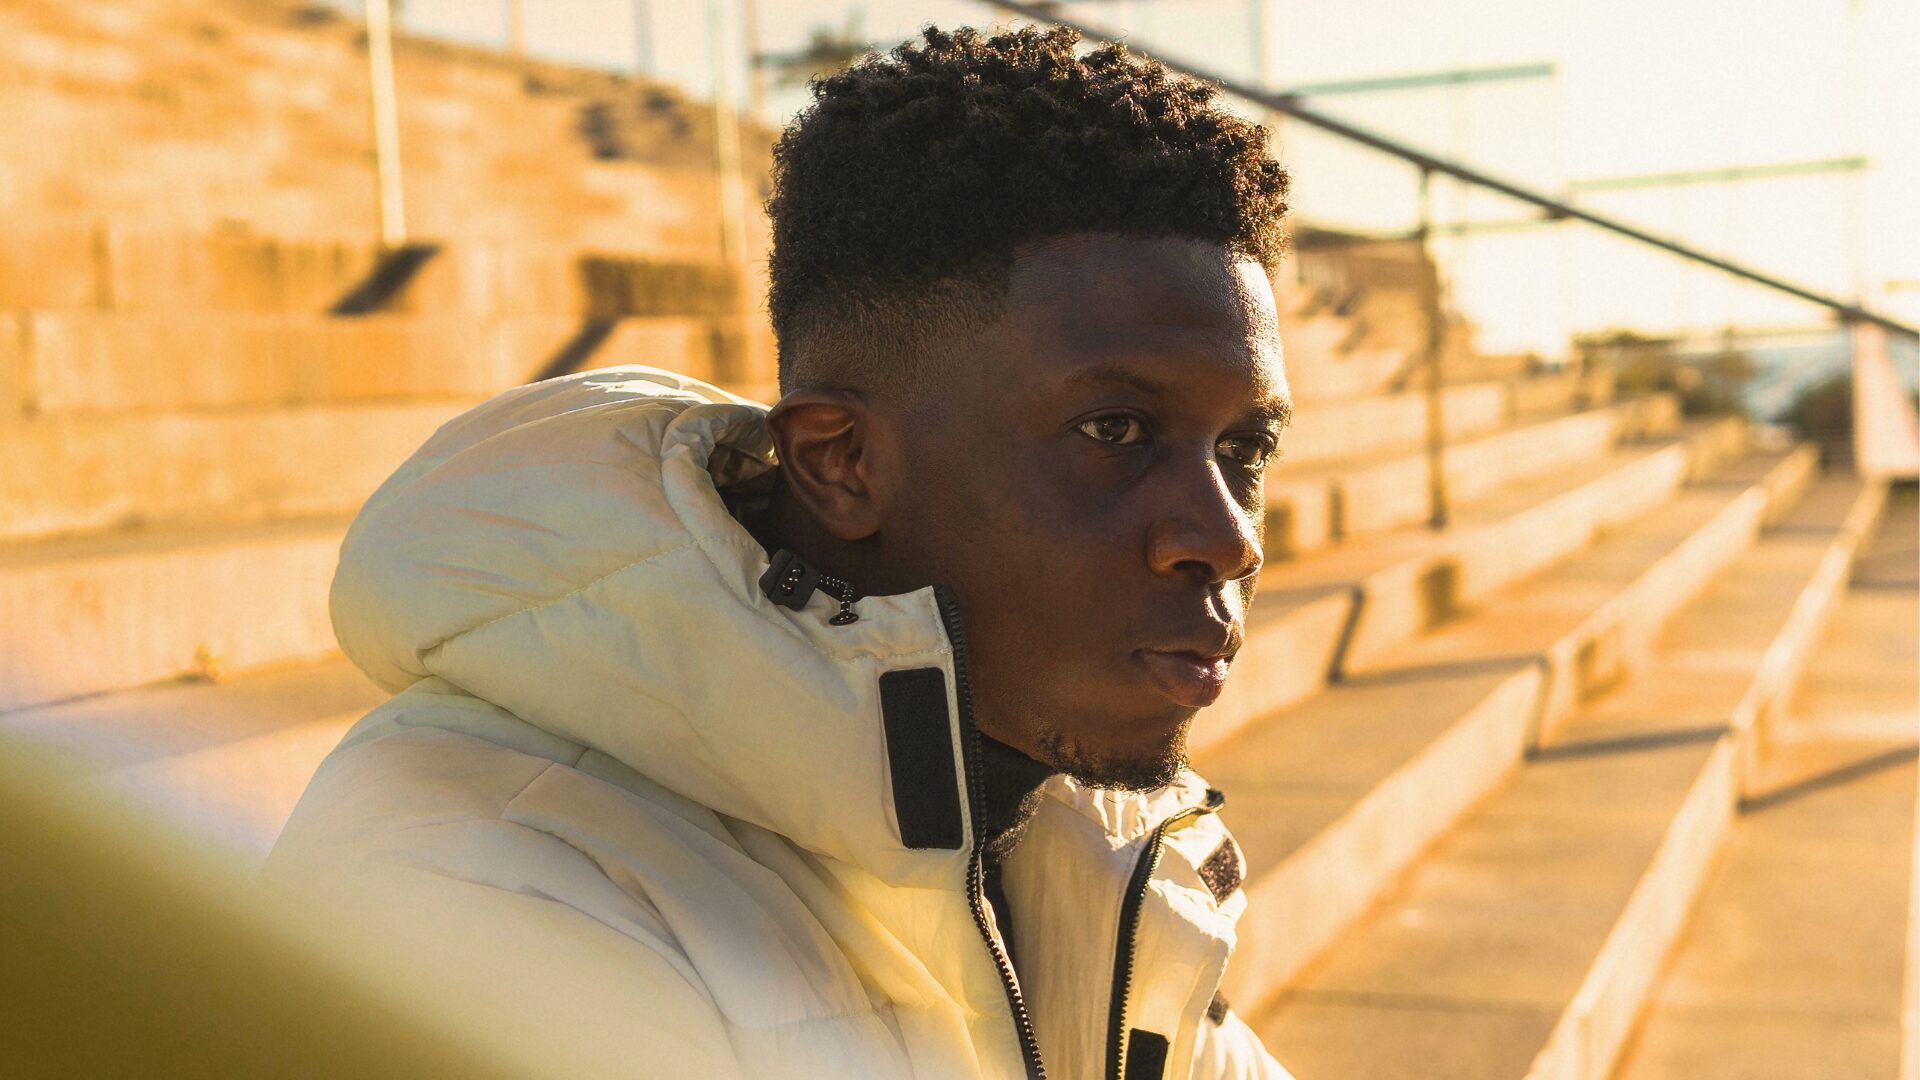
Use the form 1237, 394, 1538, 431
1206, 991, 1231, 1025
878, 668, 965, 850
1198, 839, 1243, 902
1125, 1029, 1169, 1080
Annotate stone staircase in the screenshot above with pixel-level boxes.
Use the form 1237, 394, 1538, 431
1610, 485, 1918, 1080
1217, 456, 1916, 1079
0, 364, 1615, 857
3, 1, 1913, 1076
0, 0, 763, 247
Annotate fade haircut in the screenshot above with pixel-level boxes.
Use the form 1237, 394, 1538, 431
765, 24, 1291, 397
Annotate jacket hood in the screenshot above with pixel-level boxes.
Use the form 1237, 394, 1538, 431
329, 366, 974, 887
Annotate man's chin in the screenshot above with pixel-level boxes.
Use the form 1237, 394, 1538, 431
1033, 714, 1192, 792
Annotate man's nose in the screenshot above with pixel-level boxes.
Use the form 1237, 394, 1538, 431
1145, 458, 1264, 586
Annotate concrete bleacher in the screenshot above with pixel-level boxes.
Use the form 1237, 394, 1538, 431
0, 0, 762, 246
1611, 486, 1917, 1080
1228, 458, 1888, 1079
1, 2, 1912, 1078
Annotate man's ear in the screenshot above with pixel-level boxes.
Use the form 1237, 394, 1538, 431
765, 389, 889, 542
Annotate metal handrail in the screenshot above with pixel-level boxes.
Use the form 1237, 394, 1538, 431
981, 0, 1918, 341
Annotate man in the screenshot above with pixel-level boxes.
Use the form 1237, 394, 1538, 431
268, 24, 1295, 1079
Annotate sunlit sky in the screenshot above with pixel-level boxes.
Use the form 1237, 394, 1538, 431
389, 0, 1917, 360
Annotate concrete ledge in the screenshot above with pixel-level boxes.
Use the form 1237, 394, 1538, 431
1262, 472, 1343, 559
1199, 586, 1356, 752
0, 220, 104, 310
1201, 420, 1745, 756
112, 233, 738, 319
1290, 343, 1413, 403
1612, 741, 1915, 1080
0, 400, 475, 542
0, 310, 29, 419
1525, 740, 1740, 1080
1534, 444, 1818, 745
17, 311, 722, 413
1511, 366, 1614, 415
1276, 380, 1511, 467
1342, 440, 1696, 674
1735, 478, 1890, 797
1282, 315, 1409, 402
0, 516, 350, 712
1245, 466, 1870, 1079
0, 657, 381, 860
0, 217, 749, 319
1523, 480, 1873, 1080
1213, 663, 1544, 1003
1271, 396, 1677, 556
1448, 418, 1733, 641
1205, 446, 1809, 1021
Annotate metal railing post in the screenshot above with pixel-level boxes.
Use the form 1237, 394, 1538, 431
1417, 167, 1450, 528
708, 0, 747, 271
506, 0, 527, 56
740, 0, 766, 123
632, 0, 655, 74
707, 0, 755, 385
364, 0, 407, 248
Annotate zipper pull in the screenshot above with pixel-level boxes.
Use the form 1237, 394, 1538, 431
759, 549, 862, 625
827, 593, 860, 625
759, 549, 822, 610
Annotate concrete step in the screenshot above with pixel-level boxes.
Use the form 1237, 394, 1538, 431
0, 221, 738, 318
1283, 314, 1410, 402
1241, 474, 1883, 1080
1771, 483, 1919, 748
1607, 486, 1918, 1080
1273, 379, 1507, 467
0, 398, 474, 542
1609, 746, 1915, 1080
0, 403, 1713, 726
0, 655, 381, 860
1278, 372, 1591, 469
0, 392, 1676, 718
1193, 446, 1816, 1011
1263, 394, 1680, 560
1202, 417, 1747, 754
0, 0, 745, 251
3, 310, 730, 415
0, 515, 349, 712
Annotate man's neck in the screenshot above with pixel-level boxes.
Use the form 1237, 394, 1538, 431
722, 466, 1058, 858
974, 730, 1056, 863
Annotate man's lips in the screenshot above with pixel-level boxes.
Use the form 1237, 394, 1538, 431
1136, 649, 1233, 708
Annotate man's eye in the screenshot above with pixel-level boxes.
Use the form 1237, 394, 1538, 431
1218, 435, 1278, 469
1077, 415, 1146, 445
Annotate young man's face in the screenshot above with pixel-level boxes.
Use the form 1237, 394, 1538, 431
883, 233, 1290, 788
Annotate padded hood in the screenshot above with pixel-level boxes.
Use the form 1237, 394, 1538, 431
328, 366, 974, 885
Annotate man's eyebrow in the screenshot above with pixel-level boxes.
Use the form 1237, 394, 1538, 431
1061, 366, 1293, 431
1249, 396, 1293, 432
1060, 366, 1171, 398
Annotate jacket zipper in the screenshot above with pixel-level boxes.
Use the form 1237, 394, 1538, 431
1104, 787, 1226, 1080
934, 585, 1049, 1080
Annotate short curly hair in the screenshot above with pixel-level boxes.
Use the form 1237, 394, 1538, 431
766, 24, 1291, 396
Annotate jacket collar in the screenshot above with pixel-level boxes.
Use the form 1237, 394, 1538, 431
328, 367, 976, 888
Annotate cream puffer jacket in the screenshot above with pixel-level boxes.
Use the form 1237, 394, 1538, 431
267, 366, 1295, 1080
